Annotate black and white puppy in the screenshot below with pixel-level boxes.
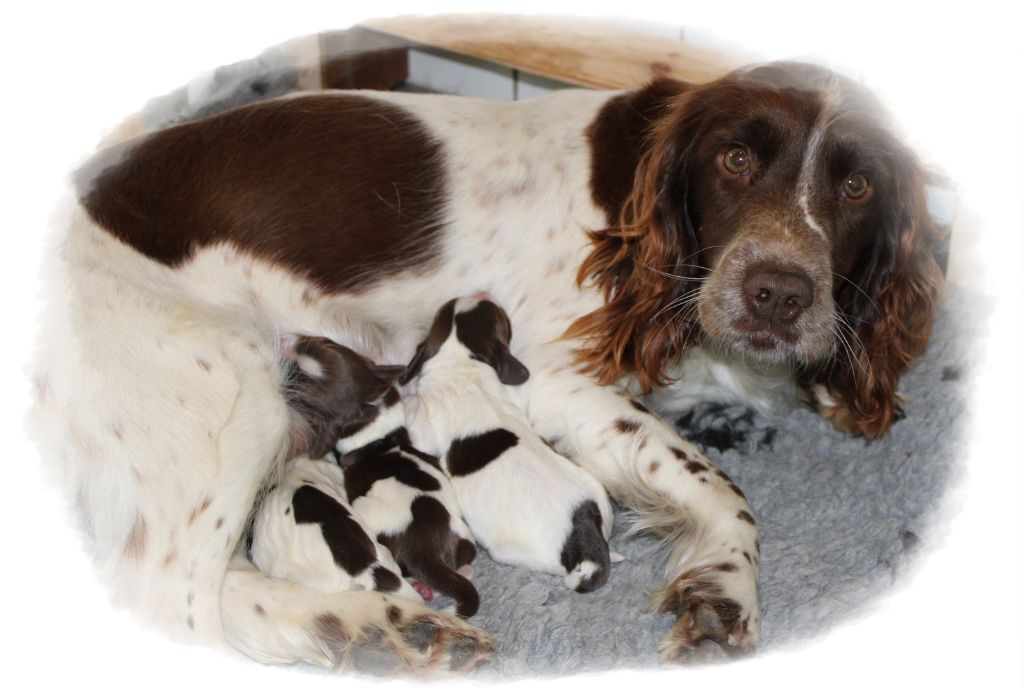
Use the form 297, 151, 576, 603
249, 455, 423, 603
403, 297, 617, 593
285, 335, 479, 617
248, 336, 422, 602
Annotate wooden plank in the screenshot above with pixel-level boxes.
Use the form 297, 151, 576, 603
360, 14, 749, 89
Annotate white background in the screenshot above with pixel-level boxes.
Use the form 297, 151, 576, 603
2, 1, 1021, 691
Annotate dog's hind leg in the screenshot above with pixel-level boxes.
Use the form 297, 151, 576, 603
31, 224, 491, 670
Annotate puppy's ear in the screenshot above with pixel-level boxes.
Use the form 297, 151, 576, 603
401, 299, 457, 385
401, 341, 432, 386
492, 348, 530, 386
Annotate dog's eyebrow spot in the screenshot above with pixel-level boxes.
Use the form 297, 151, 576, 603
685, 460, 709, 474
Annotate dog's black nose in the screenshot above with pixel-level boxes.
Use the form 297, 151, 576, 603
742, 265, 814, 325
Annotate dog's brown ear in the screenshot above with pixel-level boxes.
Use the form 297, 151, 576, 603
565, 82, 708, 392
401, 299, 457, 385
809, 156, 946, 438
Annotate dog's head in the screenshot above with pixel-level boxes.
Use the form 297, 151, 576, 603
403, 295, 530, 387
282, 335, 404, 458
572, 61, 946, 437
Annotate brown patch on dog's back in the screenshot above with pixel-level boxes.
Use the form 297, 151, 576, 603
78, 95, 447, 293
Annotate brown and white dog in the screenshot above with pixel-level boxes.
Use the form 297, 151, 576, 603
29, 61, 945, 669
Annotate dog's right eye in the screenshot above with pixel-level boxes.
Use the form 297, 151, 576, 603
721, 146, 752, 176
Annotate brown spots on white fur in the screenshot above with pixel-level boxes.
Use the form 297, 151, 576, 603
109, 422, 125, 441
614, 418, 643, 435
471, 171, 538, 208
163, 549, 177, 568
121, 515, 147, 560
546, 257, 568, 275
195, 357, 212, 372
188, 497, 213, 526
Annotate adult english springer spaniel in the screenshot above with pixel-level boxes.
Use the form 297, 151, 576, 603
30, 60, 945, 669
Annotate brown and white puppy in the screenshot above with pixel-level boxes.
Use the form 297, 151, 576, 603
403, 297, 617, 593
248, 456, 423, 604
285, 336, 480, 618
32, 59, 945, 667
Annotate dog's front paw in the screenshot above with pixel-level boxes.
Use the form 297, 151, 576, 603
653, 562, 760, 662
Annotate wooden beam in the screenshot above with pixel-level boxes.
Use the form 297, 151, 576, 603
360, 13, 749, 89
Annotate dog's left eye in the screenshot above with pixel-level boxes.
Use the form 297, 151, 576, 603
841, 173, 872, 202
721, 146, 752, 176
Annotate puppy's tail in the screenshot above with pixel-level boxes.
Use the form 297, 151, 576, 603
409, 555, 480, 619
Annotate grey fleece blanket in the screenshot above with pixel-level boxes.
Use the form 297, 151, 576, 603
437, 285, 967, 677
140, 57, 970, 677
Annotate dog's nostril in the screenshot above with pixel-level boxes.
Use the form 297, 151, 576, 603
742, 266, 814, 325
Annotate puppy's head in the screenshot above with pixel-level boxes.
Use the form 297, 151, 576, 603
283, 336, 403, 458
403, 296, 530, 386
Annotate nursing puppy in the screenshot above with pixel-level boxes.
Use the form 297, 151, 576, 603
288, 336, 480, 617
249, 455, 423, 603
403, 297, 615, 593
248, 336, 422, 603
